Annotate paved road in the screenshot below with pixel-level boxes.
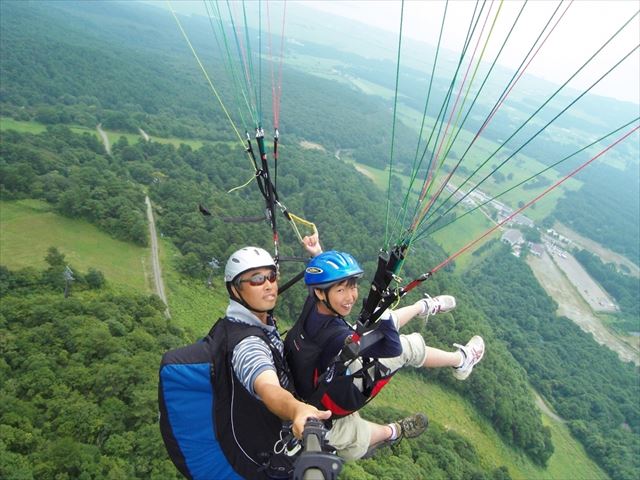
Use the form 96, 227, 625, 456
145, 196, 170, 318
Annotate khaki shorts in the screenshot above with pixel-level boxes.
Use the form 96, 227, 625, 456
379, 311, 428, 371
326, 333, 427, 460
380, 332, 428, 371
348, 332, 428, 378
326, 411, 371, 460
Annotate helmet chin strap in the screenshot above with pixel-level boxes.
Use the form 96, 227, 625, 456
316, 288, 341, 316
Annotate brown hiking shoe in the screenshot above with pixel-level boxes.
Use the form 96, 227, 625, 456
361, 413, 429, 459
394, 412, 429, 439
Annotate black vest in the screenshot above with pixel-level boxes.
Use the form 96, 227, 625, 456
214, 318, 294, 478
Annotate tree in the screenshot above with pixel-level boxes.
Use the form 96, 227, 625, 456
45, 247, 66, 267
86, 268, 106, 289
522, 227, 541, 243
176, 252, 203, 278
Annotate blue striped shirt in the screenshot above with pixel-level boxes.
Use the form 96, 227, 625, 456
226, 300, 290, 399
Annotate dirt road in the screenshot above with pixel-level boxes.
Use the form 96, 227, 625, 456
139, 128, 150, 142
527, 251, 638, 365
533, 391, 564, 423
96, 123, 111, 155
145, 196, 170, 318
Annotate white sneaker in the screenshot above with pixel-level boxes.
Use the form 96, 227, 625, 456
418, 294, 456, 319
453, 335, 485, 380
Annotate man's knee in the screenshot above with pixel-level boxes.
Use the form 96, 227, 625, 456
327, 414, 371, 460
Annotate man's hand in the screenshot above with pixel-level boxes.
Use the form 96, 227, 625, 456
291, 404, 332, 439
302, 231, 322, 257
254, 370, 331, 439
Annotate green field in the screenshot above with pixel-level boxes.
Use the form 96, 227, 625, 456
0, 117, 49, 134
0, 117, 106, 138
0, 199, 149, 292
344, 158, 496, 268
0, 117, 205, 150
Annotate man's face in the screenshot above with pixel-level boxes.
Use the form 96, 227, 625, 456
234, 267, 278, 312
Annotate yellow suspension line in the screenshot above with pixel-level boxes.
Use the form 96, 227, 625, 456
412, 0, 504, 233
167, 0, 254, 170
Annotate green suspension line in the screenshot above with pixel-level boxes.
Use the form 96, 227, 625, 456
415, 43, 640, 241
389, 0, 485, 249
241, 0, 260, 127
423, 117, 640, 237
205, 0, 249, 131
384, 0, 405, 250
412, 0, 565, 233
420, 11, 639, 231
408, 0, 504, 241
391, 0, 449, 246
410, 0, 525, 233
225, 0, 258, 126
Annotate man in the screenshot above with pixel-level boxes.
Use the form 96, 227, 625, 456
160, 245, 333, 480
223, 246, 331, 439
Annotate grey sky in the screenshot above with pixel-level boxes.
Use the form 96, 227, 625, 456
302, 0, 640, 104
154, 0, 639, 104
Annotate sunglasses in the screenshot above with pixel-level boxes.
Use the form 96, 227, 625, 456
237, 270, 278, 286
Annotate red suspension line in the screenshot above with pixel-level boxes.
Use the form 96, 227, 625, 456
265, 0, 287, 129
482, 0, 573, 135
429, 124, 640, 274
412, 2, 572, 235
414, 0, 496, 218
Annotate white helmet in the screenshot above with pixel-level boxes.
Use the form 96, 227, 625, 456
224, 247, 276, 283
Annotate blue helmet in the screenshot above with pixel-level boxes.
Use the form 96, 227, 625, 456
304, 251, 364, 288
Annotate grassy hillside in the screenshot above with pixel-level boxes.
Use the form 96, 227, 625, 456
0, 199, 148, 292
158, 238, 228, 338
358, 373, 608, 480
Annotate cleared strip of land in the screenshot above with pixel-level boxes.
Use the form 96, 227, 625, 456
546, 244, 617, 313
555, 222, 639, 277
527, 250, 639, 366
0, 199, 148, 292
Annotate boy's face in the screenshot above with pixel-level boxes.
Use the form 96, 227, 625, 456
234, 267, 278, 312
323, 280, 359, 317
